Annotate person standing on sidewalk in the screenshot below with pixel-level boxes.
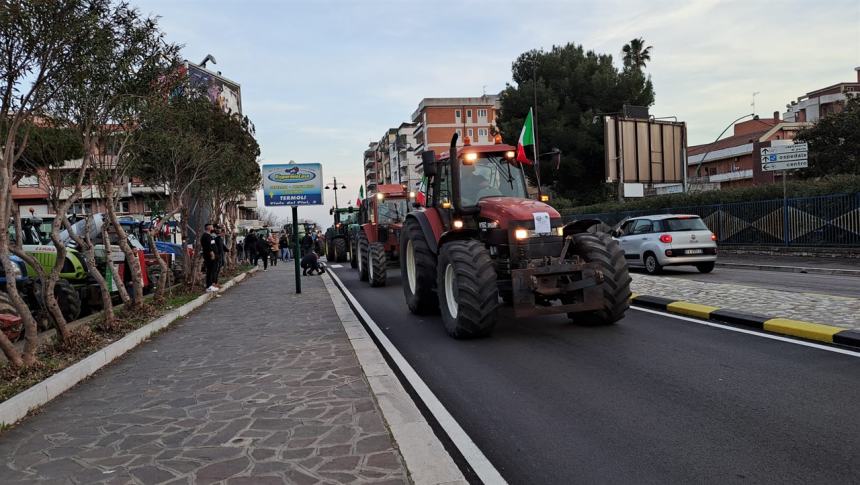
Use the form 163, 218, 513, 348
267, 232, 279, 267
300, 232, 313, 258
215, 225, 228, 282
255, 233, 270, 271
245, 232, 258, 266
279, 232, 290, 261
201, 223, 219, 292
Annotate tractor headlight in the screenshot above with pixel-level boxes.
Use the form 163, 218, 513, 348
452, 219, 464, 230
556, 227, 565, 236
514, 228, 529, 240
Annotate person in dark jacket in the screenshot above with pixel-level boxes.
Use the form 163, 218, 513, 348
279, 233, 290, 261
300, 233, 313, 258
301, 250, 324, 275
245, 232, 258, 265
255, 234, 271, 271
200, 223, 219, 291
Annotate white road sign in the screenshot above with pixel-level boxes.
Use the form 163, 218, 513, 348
760, 143, 808, 172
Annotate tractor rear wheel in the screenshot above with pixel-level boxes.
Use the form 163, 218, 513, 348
437, 240, 498, 338
400, 219, 437, 314
35, 279, 82, 326
148, 265, 174, 293
349, 237, 358, 268
0, 291, 23, 342
334, 237, 348, 262
326, 237, 336, 261
357, 233, 369, 281
368, 242, 387, 287
567, 232, 631, 325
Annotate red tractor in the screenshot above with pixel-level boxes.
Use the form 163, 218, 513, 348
399, 134, 631, 339
356, 184, 411, 287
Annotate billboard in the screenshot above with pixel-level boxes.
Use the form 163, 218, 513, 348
261, 163, 323, 206
604, 118, 686, 184
185, 62, 242, 116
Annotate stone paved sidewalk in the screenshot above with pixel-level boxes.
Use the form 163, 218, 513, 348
0, 264, 409, 484
632, 273, 860, 329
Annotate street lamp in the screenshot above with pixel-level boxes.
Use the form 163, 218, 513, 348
325, 177, 347, 211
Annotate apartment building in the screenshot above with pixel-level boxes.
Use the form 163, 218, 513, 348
410, 95, 500, 157
363, 142, 379, 196
783, 67, 860, 123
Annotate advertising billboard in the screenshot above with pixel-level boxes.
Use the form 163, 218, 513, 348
604, 118, 686, 184
261, 163, 323, 206
185, 61, 242, 116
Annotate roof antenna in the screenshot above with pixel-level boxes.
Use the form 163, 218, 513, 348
200, 54, 217, 68
482, 85, 487, 97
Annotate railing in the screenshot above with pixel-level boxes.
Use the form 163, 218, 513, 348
563, 192, 860, 247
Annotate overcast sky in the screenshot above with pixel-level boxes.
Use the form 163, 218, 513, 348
136, 0, 860, 226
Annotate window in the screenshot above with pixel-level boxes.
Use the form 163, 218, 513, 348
478, 109, 488, 118
71, 202, 91, 215
467, 128, 473, 139
115, 200, 130, 213
466, 109, 472, 119
478, 128, 488, 139
455, 128, 462, 137
663, 217, 708, 232
455, 109, 461, 120
632, 220, 654, 234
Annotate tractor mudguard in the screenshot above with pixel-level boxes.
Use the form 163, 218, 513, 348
405, 212, 442, 254
438, 229, 481, 249
562, 219, 604, 235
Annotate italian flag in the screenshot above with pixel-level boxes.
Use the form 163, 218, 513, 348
516, 108, 535, 164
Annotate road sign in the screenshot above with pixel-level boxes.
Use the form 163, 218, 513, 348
760, 143, 808, 172
261, 163, 323, 206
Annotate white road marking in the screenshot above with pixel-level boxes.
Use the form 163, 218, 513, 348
329, 264, 344, 268
632, 307, 860, 358
328, 269, 508, 485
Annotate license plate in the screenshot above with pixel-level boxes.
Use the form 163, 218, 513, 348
686, 249, 703, 255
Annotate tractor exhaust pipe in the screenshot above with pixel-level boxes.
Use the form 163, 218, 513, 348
448, 133, 479, 216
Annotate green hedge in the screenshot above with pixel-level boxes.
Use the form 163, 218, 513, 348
560, 174, 860, 216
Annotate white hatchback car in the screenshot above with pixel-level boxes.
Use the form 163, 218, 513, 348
612, 214, 717, 274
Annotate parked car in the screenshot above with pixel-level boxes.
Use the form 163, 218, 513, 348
612, 214, 717, 274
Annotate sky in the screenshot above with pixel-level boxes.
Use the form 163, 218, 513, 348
135, 0, 860, 226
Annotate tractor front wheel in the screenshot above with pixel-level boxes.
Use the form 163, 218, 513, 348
34, 279, 83, 327
567, 232, 631, 325
357, 233, 369, 281
368, 242, 387, 287
400, 219, 437, 314
437, 240, 498, 339
334, 237, 348, 262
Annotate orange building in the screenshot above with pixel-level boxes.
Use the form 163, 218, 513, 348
410, 95, 500, 156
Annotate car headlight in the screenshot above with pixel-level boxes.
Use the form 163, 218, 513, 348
9, 263, 22, 278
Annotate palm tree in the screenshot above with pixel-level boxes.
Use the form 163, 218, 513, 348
622, 38, 653, 70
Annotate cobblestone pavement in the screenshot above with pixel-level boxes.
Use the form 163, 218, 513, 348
0, 264, 409, 484
632, 273, 860, 329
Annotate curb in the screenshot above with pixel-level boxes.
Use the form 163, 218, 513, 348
321, 272, 471, 485
630, 294, 860, 350
716, 262, 860, 277
0, 267, 258, 427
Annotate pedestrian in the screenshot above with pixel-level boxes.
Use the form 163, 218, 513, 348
236, 236, 244, 263
279, 232, 290, 261
255, 233, 270, 271
301, 250, 325, 276
267, 232, 279, 267
201, 223, 219, 292
215, 226, 228, 282
300, 232, 313, 258
245, 232, 258, 266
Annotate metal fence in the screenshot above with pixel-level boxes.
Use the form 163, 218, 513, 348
564, 192, 860, 247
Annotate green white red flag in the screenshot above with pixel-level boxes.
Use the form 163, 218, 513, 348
516, 108, 535, 164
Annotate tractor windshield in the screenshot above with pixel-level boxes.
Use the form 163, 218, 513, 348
377, 199, 407, 224
337, 211, 358, 225
459, 156, 527, 206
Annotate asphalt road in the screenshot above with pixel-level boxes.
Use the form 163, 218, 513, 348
331, 265, 860, 485
654, 265, 860, 298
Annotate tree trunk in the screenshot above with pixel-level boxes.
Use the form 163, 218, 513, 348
45, 220, 72, 342
62, 216, 115, 329
145, 231, 171, 300
104, 181, 144, 307
102, 225, 131, 306
0, 329, 23, 368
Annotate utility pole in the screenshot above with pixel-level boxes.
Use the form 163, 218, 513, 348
532, 59, 542, 198
325, 177, 346, 211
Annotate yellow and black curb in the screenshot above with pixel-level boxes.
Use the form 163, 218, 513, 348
630, 294, 860, 350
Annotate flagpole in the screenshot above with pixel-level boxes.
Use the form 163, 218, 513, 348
532, 63, 542, 199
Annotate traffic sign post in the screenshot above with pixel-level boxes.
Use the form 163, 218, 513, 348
262, 163, 324, 293
760, 143, 808, 172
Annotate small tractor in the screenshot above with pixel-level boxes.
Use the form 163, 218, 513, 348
399, 134, 631, 338
324, 206, 357, 263
356, 184, 411, 287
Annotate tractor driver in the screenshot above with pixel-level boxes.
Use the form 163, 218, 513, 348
460, 163, 501, 206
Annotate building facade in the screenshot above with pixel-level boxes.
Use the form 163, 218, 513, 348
410, 95, 500, 156
363, 142, 379, 196
783, 67, 860, 123
687, 113, 811, 188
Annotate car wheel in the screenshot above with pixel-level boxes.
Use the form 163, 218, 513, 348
644, 253, 662, 275
696, 262, 715, 273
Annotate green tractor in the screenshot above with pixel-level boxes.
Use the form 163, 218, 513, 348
324, 206, 357, 263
